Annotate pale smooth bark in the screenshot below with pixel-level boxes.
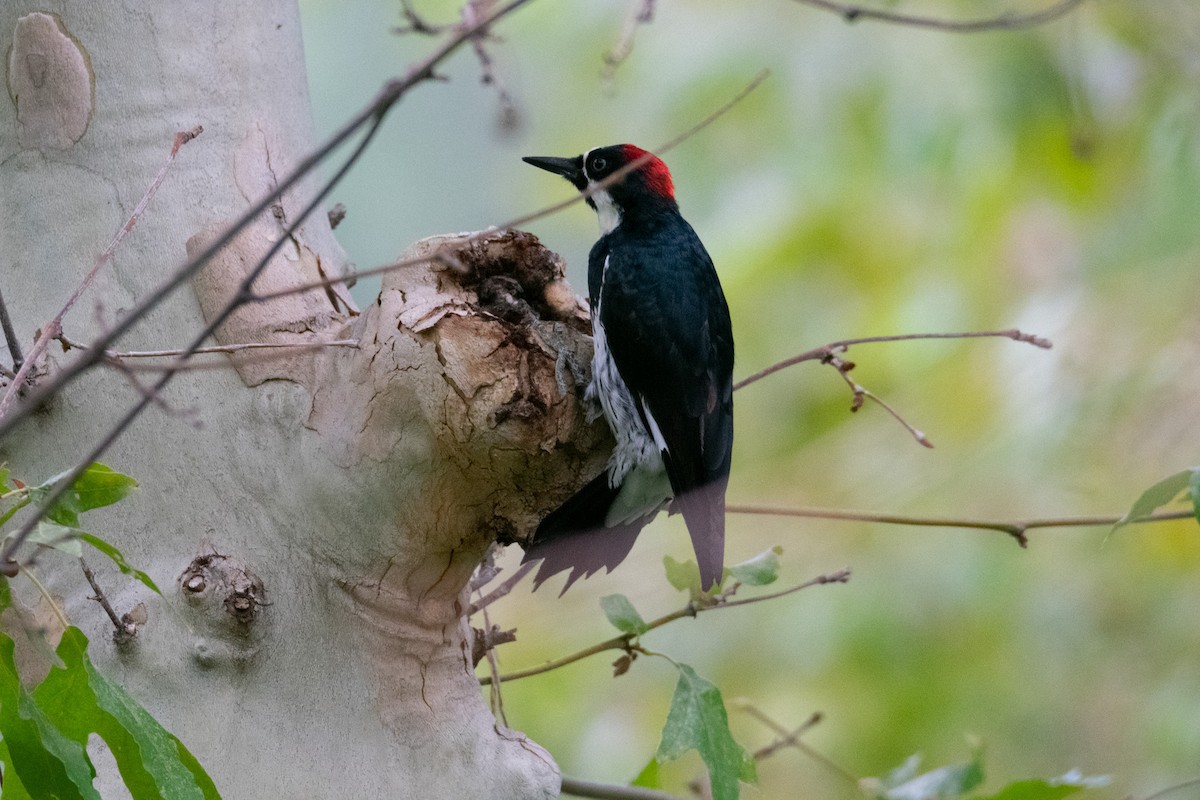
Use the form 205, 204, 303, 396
1, 4, 597, 797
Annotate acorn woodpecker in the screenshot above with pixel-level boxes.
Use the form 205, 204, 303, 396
521, 144, 734, 592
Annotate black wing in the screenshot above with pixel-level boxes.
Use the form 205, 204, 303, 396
598, 216, 734, 589
522, 473, 655, 594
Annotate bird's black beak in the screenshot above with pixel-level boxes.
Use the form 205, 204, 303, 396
523, 154, 586, 190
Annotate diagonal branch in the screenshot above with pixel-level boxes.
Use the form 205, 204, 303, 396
247, 69, 771, 306
478, 567, 850, 685
733, 328, 1051, 392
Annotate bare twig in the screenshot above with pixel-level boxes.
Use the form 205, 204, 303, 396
740, 705, 860, 785
469, 560, 537, 615
250, 69, 770, 306
734, 328, 1051, 392
727, 505, 1194, 548
80, 558, 137, 641
824, 351, 933, 447
602, 0, 656, 82
0, 127, 203, 422
748, 709, 823, 760
479, 567, 849, 685
792, 0, 1086, 32
0, 0, 537, 568
396, 0, 448, 34
0, 287, 23, 372
463, 0, 520, 130
57, 333, 360, 360
560, 776, 683, 800
481, 602, 509, 724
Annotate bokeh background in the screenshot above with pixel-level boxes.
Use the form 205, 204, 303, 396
297, 1, 1200, 796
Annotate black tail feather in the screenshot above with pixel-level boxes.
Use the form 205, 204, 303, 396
523, 472, 654, 595
671, 479, 727, 591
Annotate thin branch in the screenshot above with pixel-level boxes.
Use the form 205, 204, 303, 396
561, 776, 683, 800
58, 333, 360, 359
601, 0, 656, 82
747, 709, 823, 761
469, 560, 537, 615
0, 0, 535, 440
0, 127, 203, 422
739, 705, 861, 785
0, 0, 537, 568
727, 505, 1195, 548
249, 69, 771, 306
396, 0, 449, 34
792, 0, 1086, 32
479, 567, 849, 685
80, 558, 136, 641
734, 328, 1051, 392
824, 351, 932, 447
463, 0, 520, 130
481, 602, 509, 725
18, 565, 70, 631
0, 287, 23, 372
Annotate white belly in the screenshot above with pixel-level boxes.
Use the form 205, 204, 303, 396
589, 314, 673, 525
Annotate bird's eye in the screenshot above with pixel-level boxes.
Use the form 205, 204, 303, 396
591, 158, 607, 172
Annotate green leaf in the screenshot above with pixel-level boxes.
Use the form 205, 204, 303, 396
22, 522, 160, 595
0, 735, 37, 799
0, 494, 30, 529
630, 757, 662, 789
664, 555, 704, 599
0, 633, 102, 800
28, 520, 81, 553
977, 772, 1109, 800
29, 463, 138, 529
79, 532, 161, 595
0, 466, 9, 487
727, 546, 783, 586
33, 627, 222, 800
600, 594, 649, 636
1111, 468, 1196, 534
656, 663, 755, 800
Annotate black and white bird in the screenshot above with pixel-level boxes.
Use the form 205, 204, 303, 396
521, 144, 734, 593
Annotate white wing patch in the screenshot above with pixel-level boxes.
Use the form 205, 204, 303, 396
640, 397, 669, 455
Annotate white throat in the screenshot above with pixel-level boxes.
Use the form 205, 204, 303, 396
590, 186, 621, 235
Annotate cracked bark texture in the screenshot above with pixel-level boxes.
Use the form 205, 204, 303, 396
0, 4, 603, 798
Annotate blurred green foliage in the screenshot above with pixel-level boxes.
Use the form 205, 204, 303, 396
298, 0, 1200, 796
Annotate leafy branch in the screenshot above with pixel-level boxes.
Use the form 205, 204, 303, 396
478, 564, 850, 686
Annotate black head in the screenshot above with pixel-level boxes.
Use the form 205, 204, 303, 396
523, 144, 677, 226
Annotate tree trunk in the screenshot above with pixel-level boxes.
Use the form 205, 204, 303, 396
1, 3, 598, 797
